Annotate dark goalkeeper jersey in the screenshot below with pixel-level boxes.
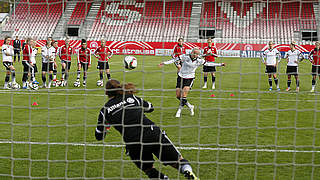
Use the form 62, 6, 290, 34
95, 94, 157, 143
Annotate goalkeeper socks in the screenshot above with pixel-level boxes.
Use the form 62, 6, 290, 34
77, 70, 81, 80
287, 80, 291, 88
11, 70, 16, 82
99, 72, 103, 80
107, 73, 111, 80
268, 78, 272, 87
204, 76, 207, 83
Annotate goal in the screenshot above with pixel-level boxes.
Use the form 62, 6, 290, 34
0, 0, 319, 179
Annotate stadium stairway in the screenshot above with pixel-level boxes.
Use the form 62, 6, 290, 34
187, 0, 202, 42
68, 2, 92, 25
52, 1, 77, 39
314, 2, 320, 41
79, 1, 101, 39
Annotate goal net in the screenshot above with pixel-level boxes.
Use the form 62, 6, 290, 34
0, 0, 320, 179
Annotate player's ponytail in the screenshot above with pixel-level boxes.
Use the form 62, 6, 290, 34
105, 80, 137, 97
105, 79, 123, 97
124, 83, 137, 95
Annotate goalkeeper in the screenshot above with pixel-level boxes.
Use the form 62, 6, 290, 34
95, 79, 199, 180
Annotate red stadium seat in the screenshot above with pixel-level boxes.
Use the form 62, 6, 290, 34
68, 2, 92, 25
200, 1, 316, 43
3, 0, 63, 39
88, 0, 192, 41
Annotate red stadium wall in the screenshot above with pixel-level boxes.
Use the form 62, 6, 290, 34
0, 40, 316, 57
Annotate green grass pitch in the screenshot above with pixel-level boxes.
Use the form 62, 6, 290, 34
0, 54, 319, 179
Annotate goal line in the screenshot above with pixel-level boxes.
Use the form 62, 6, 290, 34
1, 140, 320, 153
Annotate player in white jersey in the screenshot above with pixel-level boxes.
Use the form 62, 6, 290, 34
284, 41, 303, 92
30, 42, 39, 84
2, 36, 17, 89
261, 41, 281, 91
47, 41, 58, 88
159, 48, 225, 117
41, 40, 52, 88
47, 37, 58, 84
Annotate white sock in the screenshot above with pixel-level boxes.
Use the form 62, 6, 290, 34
23, 82, 26, 87
186, 102, 192, 109
176, 107, 182, 113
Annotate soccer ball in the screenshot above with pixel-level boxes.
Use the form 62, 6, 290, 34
58, 80, 66, 87
52, 80, 60, 87
124, 56, 137, 70
28, 82, 39, 90
96, 80, 104, 87
8, 82, 20, 89
73, 80, 80, 87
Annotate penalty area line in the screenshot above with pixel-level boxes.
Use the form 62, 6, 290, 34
0, 140, 319, 153
0, 91, 318, 102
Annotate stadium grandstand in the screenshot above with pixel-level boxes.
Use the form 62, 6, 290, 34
0, 0, 318, 44
1, 1, 320, 179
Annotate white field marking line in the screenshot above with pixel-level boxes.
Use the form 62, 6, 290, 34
0, 140, 319, 153
0, 88, 318, 96
0, 91, 319, 103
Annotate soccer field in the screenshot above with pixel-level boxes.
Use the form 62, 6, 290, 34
0, 54, 319, 179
